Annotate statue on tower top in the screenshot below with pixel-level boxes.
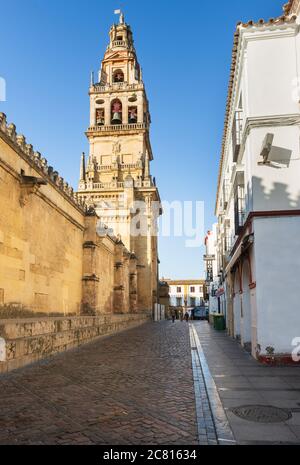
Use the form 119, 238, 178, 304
114, 9, 125, 25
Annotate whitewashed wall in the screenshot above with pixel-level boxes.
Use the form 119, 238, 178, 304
254, 216, 300, 354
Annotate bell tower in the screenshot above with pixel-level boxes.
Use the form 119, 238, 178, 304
78, 11, 161, 312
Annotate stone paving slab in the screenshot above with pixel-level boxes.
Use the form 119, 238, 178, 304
0, 321, 198, 445
193, 322, 300, 445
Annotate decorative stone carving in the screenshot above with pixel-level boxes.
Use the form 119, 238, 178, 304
7, 123, 16, 142
41, 158, 48, 174
16, 134, 26, 151
112, 140, 121, 155
33, 152, 42, 167
0, 112, 7, 131
25, 144, 34, 158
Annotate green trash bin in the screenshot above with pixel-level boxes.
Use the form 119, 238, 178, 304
213, 314, 226, 331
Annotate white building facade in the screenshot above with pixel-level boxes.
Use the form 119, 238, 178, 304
214, 0, 300, 362
166, 280, 205, 309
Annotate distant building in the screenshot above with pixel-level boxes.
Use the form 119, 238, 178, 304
158, 280, 170, 317
165, 280, 205, 308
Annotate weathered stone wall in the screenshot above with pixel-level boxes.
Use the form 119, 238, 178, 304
0, 314, 151, 373
0, 113, 145, 318
0, 115, 85, 317
0, 114, 153, 371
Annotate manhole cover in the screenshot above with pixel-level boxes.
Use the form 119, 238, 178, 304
231, 405, 292, 423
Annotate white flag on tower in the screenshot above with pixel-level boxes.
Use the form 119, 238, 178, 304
114, 9, 121, 15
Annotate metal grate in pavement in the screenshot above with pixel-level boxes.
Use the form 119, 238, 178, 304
231, 405, 292, 423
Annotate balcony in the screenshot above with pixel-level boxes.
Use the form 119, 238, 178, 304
97, 162, 142, 172
78, 179, 154, 192
112, 40, 128, 48
87, 122, 148, 134
91, 82, 144, 94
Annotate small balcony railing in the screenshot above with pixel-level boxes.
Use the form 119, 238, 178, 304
97, 162, 142, 172
112, 40, 127, 48
91, 82, 144, 93
78, 179, 154, 192
87, 123, 148, 133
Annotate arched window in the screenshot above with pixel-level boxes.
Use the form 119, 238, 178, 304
113, 69, 124, 83
95, 108, 105, 126
111, 99, 122, 125
128, 106, 137, 124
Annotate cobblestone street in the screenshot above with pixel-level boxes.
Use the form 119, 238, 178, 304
0, 321, 198, 445
0, 321, 300, 445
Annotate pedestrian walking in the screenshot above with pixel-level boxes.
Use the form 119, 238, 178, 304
171, 309, 176, 323
184, 311, 189, 322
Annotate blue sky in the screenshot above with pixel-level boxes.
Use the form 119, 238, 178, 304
0, 0, 284, 279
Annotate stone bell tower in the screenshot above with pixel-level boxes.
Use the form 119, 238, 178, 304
78, 11, 161, 312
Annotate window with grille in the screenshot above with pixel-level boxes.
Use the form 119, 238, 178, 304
234, 184, 245, 235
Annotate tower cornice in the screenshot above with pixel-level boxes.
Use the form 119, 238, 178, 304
89, 82, 144, 95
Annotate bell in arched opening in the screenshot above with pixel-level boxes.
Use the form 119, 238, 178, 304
128, 106, 138, 124
113, 69, 124, 83
111, 99, 122, 125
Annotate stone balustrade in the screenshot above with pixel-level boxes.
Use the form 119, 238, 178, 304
87, 122, 148, 133
90, 82, 144, 93
97, 162, 142, 172
112, 40, 128, 47
78, 179, 153, 192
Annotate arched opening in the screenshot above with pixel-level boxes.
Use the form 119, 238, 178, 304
111, 99, 122, 125
113, 69, 124, 83
241, 258, 252, 352
95, 108, 105, 126
128, 106, 138, 124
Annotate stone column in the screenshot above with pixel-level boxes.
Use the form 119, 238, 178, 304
105, 98, 111, 126
81, 209, 100, 315
129, 253, 138, 313
113, 241, 125, 313
123, 97, 129, 125
123, 251, 131, 313
137, 95, 143, 123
